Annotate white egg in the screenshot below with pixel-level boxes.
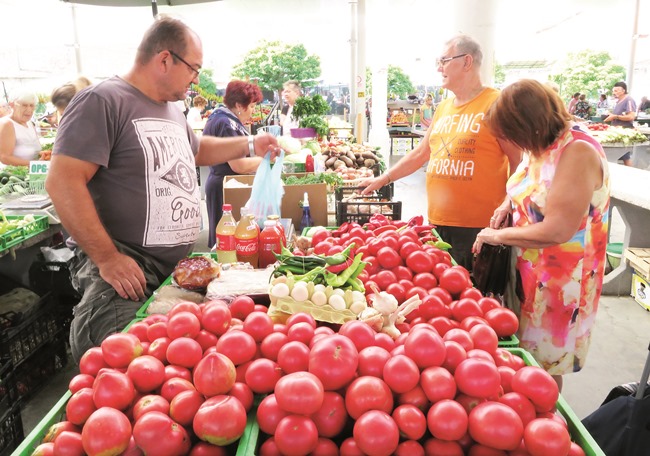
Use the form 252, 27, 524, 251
313, 284, 326, 293
270, 282, 290, 298
331, 288, 346, 297
290, 284, 309, 302
311, 291, 328, 306
328, 294, 347, 310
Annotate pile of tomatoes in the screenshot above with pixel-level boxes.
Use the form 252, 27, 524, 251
32, 286, 586, 456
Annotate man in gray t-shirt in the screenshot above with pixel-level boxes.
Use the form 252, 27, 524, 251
47, 16, 279, 362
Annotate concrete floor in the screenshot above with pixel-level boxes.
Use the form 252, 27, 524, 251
18, 166, 650, 440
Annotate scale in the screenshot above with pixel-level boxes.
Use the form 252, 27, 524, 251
1, 194, 61, 224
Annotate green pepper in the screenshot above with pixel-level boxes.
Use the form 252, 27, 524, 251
344, 276, 365, 293
324, 253, 363, 288
324, 243, 355, 265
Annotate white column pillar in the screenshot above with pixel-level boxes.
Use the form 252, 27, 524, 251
367, 0, 390, 154
354, 0, 367, 142
451, 0, 497, 86
349, 0, 358, 123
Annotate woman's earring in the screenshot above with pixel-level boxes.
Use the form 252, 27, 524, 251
238, 111, 241, 115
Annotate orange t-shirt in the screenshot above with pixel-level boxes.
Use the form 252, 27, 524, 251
426, 87, 508, 228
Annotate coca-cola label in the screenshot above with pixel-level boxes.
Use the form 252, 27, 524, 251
216, 234, 236, 250
236, 238, 258, 254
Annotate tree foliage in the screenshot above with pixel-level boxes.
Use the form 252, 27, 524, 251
549, 50, 625, 101
232, 40, 321, 101
494, 62, 505, 85
366, 65, 416, 99
195, 68, 217, 100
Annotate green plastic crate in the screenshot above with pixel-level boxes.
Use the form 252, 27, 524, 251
507, 348, 606, 456
498, 333, 519, 347
0, 215, 49, 252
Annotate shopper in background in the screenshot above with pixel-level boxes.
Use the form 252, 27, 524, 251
186, 94, 207, 129
638, 95, 650, 113
360, 34, 521, 270
567, 92, 580, 115
597, 93, 609, 109
46, 15, 280, 363
420, 93, 434, 128
474, 79, 610, 390
574, 93, 591, 120
203, 80, 264, 248
51, 76, 94, 125
0, 91, 41, 166
280, 80, 301, 136
604, 81, 636, 166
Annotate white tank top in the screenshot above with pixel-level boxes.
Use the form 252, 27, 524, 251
10, 118, 41, 160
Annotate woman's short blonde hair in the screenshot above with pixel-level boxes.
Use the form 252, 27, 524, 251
193, 95, 208, 108
11, 90, 38, 105
485, 79, 572, 155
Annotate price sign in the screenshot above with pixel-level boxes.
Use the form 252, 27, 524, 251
29, 161, 50, 175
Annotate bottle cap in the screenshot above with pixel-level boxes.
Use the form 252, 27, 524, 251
263, 220, 276, 227
222, 204, 232, 211
303, 192, 310, 207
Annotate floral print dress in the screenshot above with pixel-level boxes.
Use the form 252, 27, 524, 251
507, 124, 610, 375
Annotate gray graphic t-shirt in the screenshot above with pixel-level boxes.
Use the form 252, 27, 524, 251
53, 76, 200, 273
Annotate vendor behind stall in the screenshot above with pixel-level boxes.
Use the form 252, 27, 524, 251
0, 91, 41, 166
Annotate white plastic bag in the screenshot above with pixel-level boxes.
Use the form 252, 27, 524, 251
245, 151, 285, 224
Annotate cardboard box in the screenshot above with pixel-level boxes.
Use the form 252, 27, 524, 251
631, 271, 650, 311
223, 174, 328, 229
625, 248, 650, 280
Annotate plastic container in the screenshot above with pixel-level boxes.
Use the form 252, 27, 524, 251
266, 215, 286, 247
0, 359, 17, 414
335, 183, 394, 203
299, 192, 314, 233
336, 198, 402, 225
216, 204, 237, 264
606, 242, 624, 269
235, 209, 260, 268
258, 221, 282, 269
0, 403, 24, 456
0, 215, 49, 253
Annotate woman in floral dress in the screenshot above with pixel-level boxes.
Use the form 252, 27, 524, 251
474, 79, 610, 389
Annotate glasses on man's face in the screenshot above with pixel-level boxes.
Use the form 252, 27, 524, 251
436, 53, 468, 67
168, 50, 201, 78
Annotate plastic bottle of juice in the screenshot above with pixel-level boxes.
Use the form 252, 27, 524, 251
259, 220, 282, 268
267, 214, 286, 247
215, 204, 237, 264
235, 208, 260, 268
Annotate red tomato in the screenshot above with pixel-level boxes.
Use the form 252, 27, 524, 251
452, 298, 484, 321
167, 301, 202, 318
422, 438, 464, 456
82, 408, 132, 456
126, 355, 165, 393
395, 440, 425, 456
399, 241, 421, 260
511, 366, 559, 413
418, 295, 450, 320
413, 272, 437, 289
43, 421, 81, 444
353, 411, 400, 456
469, 402, 524, 451
310, 391, 348, 438
406, 250, 435, 274
374, 333, 396, 352
216, 330, 257, 365
569, 442, 587, 456
376, 246, 402, 269
311, 228, 332, 246
372, 270, 397, 291
193, 396, 247, 446
260, 332, 289, 361
132, 394, 170, 422
92, 370, 135, 411
188, 442, 229, 456
166, 311, 201, 340
256, 394, 289, 435
383, 354, 420, 394
524, 418, 572, 455
68, 374, 94, 394
499, 392, 537, 427
428, 316, 457, 336
53, 431, 84, 456
313, 240, 332, 256
367, 237, 388, 256
460, 287, 484, 301
228, 295, 255, 320
242, 311, 274, 342
195, 330, 218, 352
399, 229, 420, 244
404, 328, 446, 369
442, 340, 468, 374
164, 364, 191, 381
443, 328, 475, 352
392, 265, 414, 281
439, 268, 471, 296
201, 302, 232, 336
228, 382, 254, 413
358, 346, 391, 378
460, 316, 489, 332
484, 307, 519, 338
169, 389, 204, 427
286, 321, 315, 345
427, 399, 469, 441
396, 385, 430, 412
100, 333, 143, 369
126, 321, 149, 343
286, 312, 317, 329
192, 352, 236, 397
406, 286, 428, 300
429, 287, 453, 306
277, 341, 310, 374
160, 377, 196, 403
274, 415, 319, 455
383, 235, 400, 252
392, 404, 427, 440
274, 372, 325, 415
454, 358, 501, 399
339, 320, 376, 352
308, 335, 359, 391
469, 324, 499, 354
166, 337, 202, 368
363, 255, 380, 275
244, 358, 282, 394
432, 262, 451, 280
420, 366, 457, 403
477, 297, 502, 314
498, 365, 517, 393
147, 337, 171, 364
345, 376, 394, 419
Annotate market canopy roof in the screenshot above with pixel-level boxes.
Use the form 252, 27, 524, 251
60, 0, 221, 16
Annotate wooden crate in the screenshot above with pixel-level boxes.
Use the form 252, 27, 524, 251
624, 248, 650, 280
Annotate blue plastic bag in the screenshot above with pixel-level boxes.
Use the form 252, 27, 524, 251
245, 150, 285, 226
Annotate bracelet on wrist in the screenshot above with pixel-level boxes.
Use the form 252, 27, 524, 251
247, 135, 255, 158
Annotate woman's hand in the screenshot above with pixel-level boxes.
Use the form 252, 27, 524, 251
359, 173, 390, 196
473, 227, 502, 254
489, 205, 511, 228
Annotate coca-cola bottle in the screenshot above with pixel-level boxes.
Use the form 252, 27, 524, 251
235, 208, 259, 268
